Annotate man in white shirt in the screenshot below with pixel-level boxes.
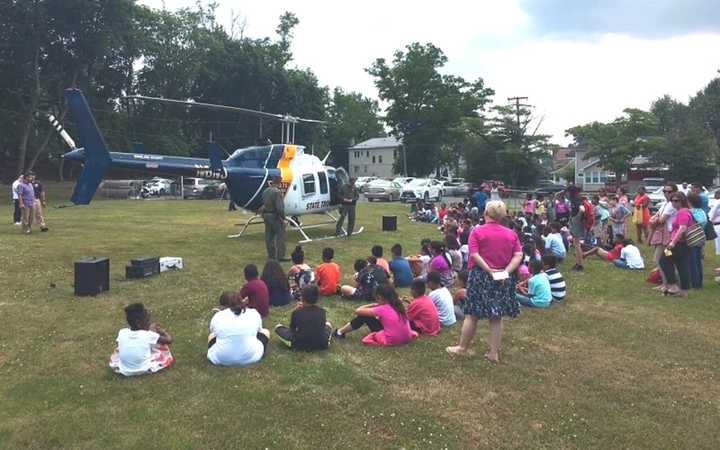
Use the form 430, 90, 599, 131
427, 272, 456, 326
11, 174, 22, 225
613, 240, 645, 270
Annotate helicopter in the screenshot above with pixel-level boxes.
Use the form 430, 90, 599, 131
57, 88, 363, 242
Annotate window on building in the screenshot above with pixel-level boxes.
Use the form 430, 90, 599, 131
379, 155, 383, 164
302, 173, 316, 195
354, 166, 360, 174
366, 150, 369, 157
364, 165, 367, 173
394, 149, 397, 159
317, 172, 328, 194
372, 156, 376, 164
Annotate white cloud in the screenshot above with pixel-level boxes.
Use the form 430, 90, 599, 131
139, 1, 720, 144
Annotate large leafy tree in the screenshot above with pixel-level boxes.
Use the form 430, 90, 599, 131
324, 88, 384, 169
367, 42, 493, 176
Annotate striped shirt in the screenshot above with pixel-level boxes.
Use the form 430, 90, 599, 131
545, 268, 566, 301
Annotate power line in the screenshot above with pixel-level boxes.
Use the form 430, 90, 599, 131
507, 96, 531, 131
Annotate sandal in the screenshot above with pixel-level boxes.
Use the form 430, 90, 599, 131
446, 346, 475, 357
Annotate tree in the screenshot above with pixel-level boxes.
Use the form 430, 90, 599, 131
324, 88, 384, 169
367, 42, 493, 176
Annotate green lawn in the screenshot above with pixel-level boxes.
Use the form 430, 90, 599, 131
1, 183, 720, 449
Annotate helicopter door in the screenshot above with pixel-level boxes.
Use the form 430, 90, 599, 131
330, 167, 349, 206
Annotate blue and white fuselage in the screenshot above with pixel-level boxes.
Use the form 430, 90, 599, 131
62, 88, 348, 216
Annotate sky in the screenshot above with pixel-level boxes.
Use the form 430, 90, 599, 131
139, 0, 720, 145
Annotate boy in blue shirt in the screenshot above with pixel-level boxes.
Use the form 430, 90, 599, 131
389, 243, 413, 288
543, 222, 566, 260
515, 260, 552, 308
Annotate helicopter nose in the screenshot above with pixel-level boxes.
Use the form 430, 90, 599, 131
63, 147, 86, 162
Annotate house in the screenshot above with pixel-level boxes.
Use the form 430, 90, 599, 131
348, 137, 403, 178
573, 147, 668, 191
549, 147, 575, 184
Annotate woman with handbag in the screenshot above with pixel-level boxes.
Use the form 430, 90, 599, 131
709, 190, 720, 256
658, 192, 693, 297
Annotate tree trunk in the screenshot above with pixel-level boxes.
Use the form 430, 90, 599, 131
15, 48, 41, 175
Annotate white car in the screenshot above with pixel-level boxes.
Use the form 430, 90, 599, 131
142, 178, 174, 197
392, 177, 415, 187
354, 176, 378, 192
399, 178, 442, 203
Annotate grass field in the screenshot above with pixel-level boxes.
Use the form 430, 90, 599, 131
1, 183, 720, 449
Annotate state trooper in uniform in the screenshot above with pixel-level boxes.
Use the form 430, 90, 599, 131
336, 177, 359, 238
260, 175, 288, 261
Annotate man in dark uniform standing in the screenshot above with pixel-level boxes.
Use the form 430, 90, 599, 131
260, 176, 287, 261
336, 177, 359, 238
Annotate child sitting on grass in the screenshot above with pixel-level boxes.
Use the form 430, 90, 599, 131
404, 279, 440, 336
207, 291, 270, 366
584, 234, 625, 263
316, 247, 341, 296
334, 285, 418, 346
261, 260, 292, 307
341, 259, 378, 301
371, 245, 390, 275
275, 285, 332, 351
543, 222, 566, 260
429, 240, 454, 287
288, 245, 316, 301
541, 254, 566, 302
426, 271, 457, 327
406, 238, 431, 277
613, 239, 645, 270
389, 243, 413, 288
515, 259, 552, 308
109, 303, 174, 376
453, 270, 468, 321
240, 264, 269, 317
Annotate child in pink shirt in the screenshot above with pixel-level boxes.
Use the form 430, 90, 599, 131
334, 286, 417, 346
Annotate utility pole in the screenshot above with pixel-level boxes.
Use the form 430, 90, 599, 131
507, 96, 530, 130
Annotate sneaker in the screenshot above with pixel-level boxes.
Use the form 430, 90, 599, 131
333, 329, 345, 339
14, 222, 21, 226
41, 227, 48, 232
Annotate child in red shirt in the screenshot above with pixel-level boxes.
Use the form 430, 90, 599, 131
583, 233, 625, 262
404, 280, 440, 336
240, 264, 270, 317
316, 247, 341, 296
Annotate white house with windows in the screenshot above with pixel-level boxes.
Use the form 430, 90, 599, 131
573, 147, 613, 190
348, 137, 402, 178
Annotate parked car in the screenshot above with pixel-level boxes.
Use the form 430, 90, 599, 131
641, 177, 665, 193
364, 180, 403, 201
392, 177, 415, 188
355, 176, 378, 192
648, 183, 708, 212
142, 177, 174, 197
533, 180, 566, 195
400, 178, 442, 203
183, 177, 221, 199
441, 178, 472, 196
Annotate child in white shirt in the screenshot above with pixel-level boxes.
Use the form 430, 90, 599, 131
110, 303, 174, 376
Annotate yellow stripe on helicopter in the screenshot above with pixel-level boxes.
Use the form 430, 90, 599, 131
277, 144, 296, 183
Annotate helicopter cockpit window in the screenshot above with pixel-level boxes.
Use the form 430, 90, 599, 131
302, 173, 316, 196
317, 172, 328, 194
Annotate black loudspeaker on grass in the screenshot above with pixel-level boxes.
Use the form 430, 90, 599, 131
382, 215, 397, 232
74, 257, 110, 296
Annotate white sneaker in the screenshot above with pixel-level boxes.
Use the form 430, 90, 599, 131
14, 222, 21, 225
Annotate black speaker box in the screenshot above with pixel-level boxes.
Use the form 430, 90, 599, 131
74, 257, 110, 296
382, 215, 397, 231
126, 265, 156, 279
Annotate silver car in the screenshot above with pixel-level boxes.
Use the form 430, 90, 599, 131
364, 180, 402, 202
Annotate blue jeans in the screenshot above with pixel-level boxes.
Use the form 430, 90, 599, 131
688, 246, 703, 289
612, 258, 629, 269
516, 294, 549, 308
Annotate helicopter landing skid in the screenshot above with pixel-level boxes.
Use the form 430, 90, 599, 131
228, 211, 364, 243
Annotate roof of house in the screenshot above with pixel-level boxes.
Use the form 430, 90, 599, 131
348, 136, 401, 150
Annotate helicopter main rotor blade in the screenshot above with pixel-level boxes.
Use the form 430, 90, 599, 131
125, 95, 283, 120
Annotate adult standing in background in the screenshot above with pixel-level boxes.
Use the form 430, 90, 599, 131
446, 200, 523, 363
336, 177, 359, 238
658, 192, 692, 298
649, 183, 678, 289
472, 184, 489, 216
16, 172, 36, 234
691, 182, 709, 214
567, 185, 586, 272
490, 182, 501, 201
633, 186, 650, 244
30, 173, 49, 232
11, 173, 22, 225
260, 176, 287, 261
709, 190, 720, 256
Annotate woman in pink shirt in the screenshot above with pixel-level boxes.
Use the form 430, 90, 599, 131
334, 285, 417, 346
658, 192, 693, 297
447, 200, 523, 362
